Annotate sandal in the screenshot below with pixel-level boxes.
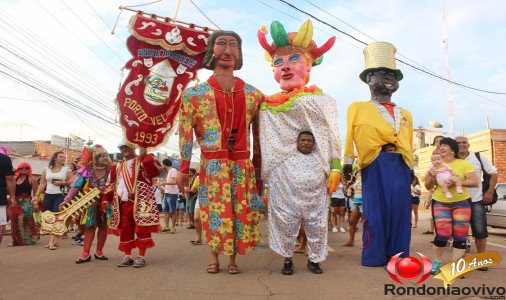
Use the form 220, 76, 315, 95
191, 240, 203, 245
227, 264, 240, 274
207, 263, 220, 274
421, 231, 434, 235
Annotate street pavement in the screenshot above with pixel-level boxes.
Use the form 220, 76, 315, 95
1, 209, 505, 300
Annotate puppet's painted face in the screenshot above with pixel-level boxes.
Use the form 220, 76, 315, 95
213, 36, 240, 69
272, 53, 312, 91
367, 70, 399, 95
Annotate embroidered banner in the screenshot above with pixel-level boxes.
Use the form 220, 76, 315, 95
116, 13, 211, 148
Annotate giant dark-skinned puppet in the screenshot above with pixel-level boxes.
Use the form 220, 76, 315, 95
344, 42, 413, 267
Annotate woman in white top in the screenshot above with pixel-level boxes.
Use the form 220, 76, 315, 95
32, 151, 73, 250
330, 181, 346, 233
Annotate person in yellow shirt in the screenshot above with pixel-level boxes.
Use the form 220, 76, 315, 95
424, 137, 478, 275
343, 42, 413, 267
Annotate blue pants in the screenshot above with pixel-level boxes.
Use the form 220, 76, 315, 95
361, 152, 412, 267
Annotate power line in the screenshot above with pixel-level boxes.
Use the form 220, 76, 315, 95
277, 0, 506, 95
0, 10, 118, 108
84, 0, 125, 45
33, 0, 121, 76
60, 0, 126, 64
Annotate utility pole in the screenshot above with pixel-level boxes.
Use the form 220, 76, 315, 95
442, 3, 454, 137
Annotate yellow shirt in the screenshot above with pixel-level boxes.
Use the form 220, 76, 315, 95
190, 176, 199, 193
433, 159, 474, 203
344, 101, 413, 169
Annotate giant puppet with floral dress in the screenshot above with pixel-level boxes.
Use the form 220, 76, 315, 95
257, 20, 342, 275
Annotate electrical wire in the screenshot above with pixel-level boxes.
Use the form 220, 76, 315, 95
188, 0, 221, 30
60, 0, 126, 64
0, 10, 118, 108
84, 0, 125, 45
33, 0, 121, 75
277, 0, 506, 95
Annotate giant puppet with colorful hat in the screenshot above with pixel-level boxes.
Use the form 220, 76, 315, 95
343, 41, 413, 267
256, 19, 342, 274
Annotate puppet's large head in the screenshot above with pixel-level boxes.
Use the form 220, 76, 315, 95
203, 30, 243, 71
258, 20, 335, 91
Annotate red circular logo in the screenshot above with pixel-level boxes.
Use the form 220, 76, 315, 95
387, 252, 432, 284
396, 257, 422, 279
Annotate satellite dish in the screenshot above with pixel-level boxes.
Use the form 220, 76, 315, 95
428, 121, 443, 128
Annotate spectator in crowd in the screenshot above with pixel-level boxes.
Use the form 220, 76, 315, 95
341, 170, 363, 247
411, 175, 421, 228
424, 137, 478, 275
185, 168, 198, 230
0, 151, 15, 246
421, 135, 445, 235
9, 162, 39, 246
32, 151, 73, 250
187, 169, 202, 245
456, 136, 498, 271
176, 191, 186, 226
152, 178, 163, 213
330, 180, 347, 233
159, 159, 179, 234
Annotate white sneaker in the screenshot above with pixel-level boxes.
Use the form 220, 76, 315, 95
331, 227, 338, 233
339, 227, 346, 233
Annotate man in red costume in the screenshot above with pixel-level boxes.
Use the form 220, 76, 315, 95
101, 141, 162, 268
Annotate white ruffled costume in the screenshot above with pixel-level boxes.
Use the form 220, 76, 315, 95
259, 90, 341, 262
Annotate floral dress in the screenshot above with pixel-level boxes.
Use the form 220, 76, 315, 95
11, 177, 39, 245
178, 76, 264, 255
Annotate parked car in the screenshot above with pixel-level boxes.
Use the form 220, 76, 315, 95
486, 183, 506, 228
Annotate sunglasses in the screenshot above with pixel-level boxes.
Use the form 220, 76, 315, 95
19, 167, 30, 170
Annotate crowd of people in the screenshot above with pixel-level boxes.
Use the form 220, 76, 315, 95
0, 21, 500, 278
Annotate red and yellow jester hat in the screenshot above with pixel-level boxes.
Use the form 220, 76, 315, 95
79, 144, 108, 169
258, 19, 336, 67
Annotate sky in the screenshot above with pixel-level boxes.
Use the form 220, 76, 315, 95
1, 0, 505, 157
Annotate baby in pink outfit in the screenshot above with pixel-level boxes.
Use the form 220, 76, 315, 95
428, 154, 463, 198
